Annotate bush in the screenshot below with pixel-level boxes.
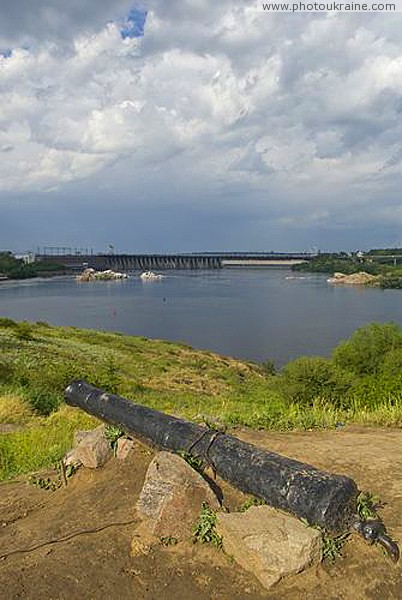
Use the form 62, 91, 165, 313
333, 323, 402, 376
13, 322, 35, 341
26, 388, 61, 416
379, 276, 402, 289
349, 373, 402, 409
13, 357, 83, 394
380, 348, 402, 378
0, 360, 15, 385
0, 317, 16, 328
92, 355, 121, 394
280, 356, 352, 407
0, 252, 36, 279
36, 320, 51, 328
260, 359, 276, 375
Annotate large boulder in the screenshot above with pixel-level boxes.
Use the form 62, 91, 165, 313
137, 451, 220, 539
216, 505, 322, 590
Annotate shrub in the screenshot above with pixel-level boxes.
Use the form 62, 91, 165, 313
93, 355, 121, 394
0, 360, 15, 385
14, 359, 83, 395
349, 373, 402, 408
379, 276, 402, 289
260, 359, 276, 375
13, 322, 35, 341
36, 320, 51, 328
26, 388, 61, 416
380, 348, 402, 378
0, 317, 16, 328
280, 356, 352, 407
333, 322, 402, 376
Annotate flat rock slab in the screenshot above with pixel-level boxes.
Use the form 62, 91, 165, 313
137, 451, 220, 539
217, 505, 322, 590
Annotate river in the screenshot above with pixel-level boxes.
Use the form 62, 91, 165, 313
1, 269, 401, 366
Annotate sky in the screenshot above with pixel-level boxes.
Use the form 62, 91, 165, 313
1, 1, 402, 253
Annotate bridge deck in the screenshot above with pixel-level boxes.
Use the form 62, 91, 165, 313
36, 253, 314, 271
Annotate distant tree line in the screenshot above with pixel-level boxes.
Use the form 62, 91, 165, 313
293, 253, 382, 275
292, 249, 402, 288
0, 252, 64, 280
366, 248, 402, 256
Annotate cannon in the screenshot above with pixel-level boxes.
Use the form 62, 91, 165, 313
65, 380, 399, 561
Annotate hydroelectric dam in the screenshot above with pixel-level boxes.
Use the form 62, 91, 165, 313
36, 252, 314, 272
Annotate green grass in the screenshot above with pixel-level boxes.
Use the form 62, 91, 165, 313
0, 405, 98, 480
0, 320, 402, 481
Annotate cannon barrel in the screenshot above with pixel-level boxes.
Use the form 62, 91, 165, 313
65, 380, 358, 533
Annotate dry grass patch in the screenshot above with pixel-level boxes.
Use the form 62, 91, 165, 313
144, 368, 230, 396
0, 394, 33, 424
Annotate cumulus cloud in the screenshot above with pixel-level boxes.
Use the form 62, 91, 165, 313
1, 1, 402, 248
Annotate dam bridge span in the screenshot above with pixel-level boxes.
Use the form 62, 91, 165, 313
36, 252, 314, 272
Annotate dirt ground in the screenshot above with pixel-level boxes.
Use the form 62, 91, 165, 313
0, 426, 401, 600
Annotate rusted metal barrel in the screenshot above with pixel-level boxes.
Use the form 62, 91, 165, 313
65, 380, 358, 533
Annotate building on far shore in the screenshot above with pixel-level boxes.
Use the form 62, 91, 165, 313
13, 252, 35, 264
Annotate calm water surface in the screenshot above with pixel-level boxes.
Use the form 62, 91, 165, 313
1, 269, 401, 365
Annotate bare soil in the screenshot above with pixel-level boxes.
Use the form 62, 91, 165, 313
0, 426, 401, 600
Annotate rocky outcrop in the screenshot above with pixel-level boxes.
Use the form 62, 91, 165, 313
327, 271, 380, 285
137, 451, 220, 539
76, 268, 127, 282
216, 505, 322, 590
139, 271, 164, 280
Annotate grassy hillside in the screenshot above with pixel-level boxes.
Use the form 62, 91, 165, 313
1, 319, 402, 480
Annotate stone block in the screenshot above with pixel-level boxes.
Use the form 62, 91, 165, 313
75, 426, 111, 469
137, 451, 220, 539
73, 427, 99, 447
216, 506, 322, 590
116, 437, 135, 460
63, 448, 82, 469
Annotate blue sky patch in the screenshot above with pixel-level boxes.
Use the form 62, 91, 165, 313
121, 8, 147, 39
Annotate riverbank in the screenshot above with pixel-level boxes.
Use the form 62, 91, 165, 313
0, 251, 67, 280
293, 252, 402, 288
1, 319, 401, 481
